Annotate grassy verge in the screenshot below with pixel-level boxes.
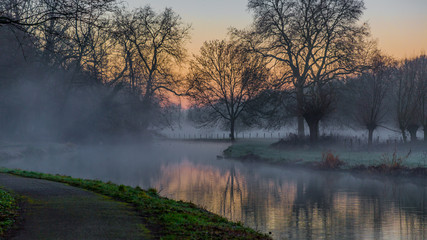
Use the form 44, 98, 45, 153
0, 169, 270, 240
223, 142, 427, 173
0, 188, 18, 238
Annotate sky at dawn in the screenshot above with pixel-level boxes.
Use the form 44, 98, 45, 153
126, 0, 427, 59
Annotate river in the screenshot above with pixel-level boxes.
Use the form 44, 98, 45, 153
2, 140, 426, 239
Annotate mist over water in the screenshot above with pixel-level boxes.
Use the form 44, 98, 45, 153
1, 1, 426, 239
1, 140, 425, 239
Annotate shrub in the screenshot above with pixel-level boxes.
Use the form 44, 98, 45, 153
320, 151, 344, 169
379, 149, 411, 169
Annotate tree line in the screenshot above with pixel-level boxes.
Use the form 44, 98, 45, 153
188, 0, 426, 143
0, 0, 189, 142
0, 0, 426, 144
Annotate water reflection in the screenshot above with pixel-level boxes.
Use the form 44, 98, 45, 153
1, 141, 426, 239
155, 158, 426, 240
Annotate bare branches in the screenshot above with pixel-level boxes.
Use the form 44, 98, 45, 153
0, 0, 116, 28
186, 39, 270, 140
108, 5, 190, 128
346, 53, 396, 144
394, 55, 427, 142
234, 0, 369, 140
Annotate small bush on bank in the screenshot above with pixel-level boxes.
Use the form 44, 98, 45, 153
381, 150, 407, 168
373, 149, 411, 172
320, 151, 344, 169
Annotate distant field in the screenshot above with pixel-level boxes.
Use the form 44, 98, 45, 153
223, 140, 427, 169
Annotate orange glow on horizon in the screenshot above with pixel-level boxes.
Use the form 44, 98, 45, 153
128, 0, 427, 107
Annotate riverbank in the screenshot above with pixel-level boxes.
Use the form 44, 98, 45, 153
0, 169, 270, 240
223, 140, 427, 176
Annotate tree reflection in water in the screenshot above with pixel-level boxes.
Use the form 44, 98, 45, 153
221, 166, 243, 220
156, 161, 426, 240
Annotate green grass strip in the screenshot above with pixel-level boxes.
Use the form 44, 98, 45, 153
0, 169, 270, 240
0, 187, 18, 238
224, 143, 427, 168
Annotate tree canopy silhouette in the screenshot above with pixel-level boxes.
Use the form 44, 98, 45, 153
234, 0, 369, 141
187, 39, 270, 140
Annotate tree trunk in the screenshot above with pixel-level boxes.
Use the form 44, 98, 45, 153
407, 124, 418, 142
368, 128, 374, 146
424, 125, 427, 142
400, 128, 407, 143
298, 116, 305, 138
307, 119, 319, 143
296, 87, 305, 138
230, 119, 235, 141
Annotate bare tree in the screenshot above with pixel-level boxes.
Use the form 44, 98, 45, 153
113, 6, 190, 126
0, 0, 116, 28
301, 82, 336, 142
234, 0, 369, 141
187, 39, 269, 141
63, 2, 114, 84
1, 1, 193, 141
418, 55, 427, 141
395, 57, 424, 142
348, 53, 395, 145
1, 0, 119, 78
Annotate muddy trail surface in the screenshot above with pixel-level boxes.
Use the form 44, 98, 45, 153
0, 173, 149, 240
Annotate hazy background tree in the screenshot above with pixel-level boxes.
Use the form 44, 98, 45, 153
1, 0, 119, 81
417, 55, 427, 141
346, 53, 396, 145
113, 6, 190, 129
239, 89, 292, 130
234, 0, 369, 141
187, 39, 269, 140
0, 1, 194, 142
0, 0, 116, 28
394, 57, 425, 142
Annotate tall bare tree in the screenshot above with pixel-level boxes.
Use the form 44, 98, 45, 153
1, 0, 118, 76
0, 1, 192, 140
395, 57, 424, 142
418, 55, 427, 141
234, 0, 369, 141
187, 39, 269, 141
348, 53, 395, 145
0, 0, 116, 28
113, 6, 190, 121
63, 1, 114, 84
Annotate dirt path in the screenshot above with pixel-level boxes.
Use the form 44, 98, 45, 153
0, 173, 150, 240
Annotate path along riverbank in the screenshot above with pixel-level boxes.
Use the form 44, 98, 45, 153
0, 170, 270, 240
0, 173, 149, 240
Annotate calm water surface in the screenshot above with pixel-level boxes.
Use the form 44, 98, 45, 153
2, 141, 426, 240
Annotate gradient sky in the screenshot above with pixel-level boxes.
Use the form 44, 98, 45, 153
126, 0, 427, 59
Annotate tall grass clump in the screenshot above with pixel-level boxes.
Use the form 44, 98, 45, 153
379, 149, 411, 170
320, 151, 344, 169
